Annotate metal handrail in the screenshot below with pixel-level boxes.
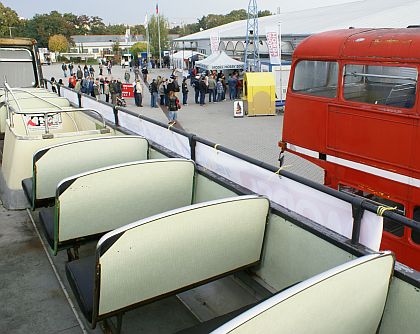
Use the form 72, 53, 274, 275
7, 87, 80, 133
7, 105, 107, 134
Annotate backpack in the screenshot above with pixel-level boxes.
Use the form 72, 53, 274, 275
168, 97, 178, 111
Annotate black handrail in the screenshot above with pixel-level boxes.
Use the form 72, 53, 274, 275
43, 79, 420, 238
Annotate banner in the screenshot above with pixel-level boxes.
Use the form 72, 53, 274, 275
122, 83, 134, 98
195, 142, 383, 251
210, 35, 220, 53
266, 27, 281, 65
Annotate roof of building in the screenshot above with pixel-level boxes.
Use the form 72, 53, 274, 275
294, 27, 420, 61
175, 0, 420, 42
71, 35, 145, 43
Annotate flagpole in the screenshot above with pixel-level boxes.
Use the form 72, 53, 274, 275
157, 1, 162, 69
146, 23, 150, 67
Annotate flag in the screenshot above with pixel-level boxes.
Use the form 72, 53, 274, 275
156, 1, 159, 14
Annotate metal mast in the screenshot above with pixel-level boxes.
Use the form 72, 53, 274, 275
244, 0, 260, 72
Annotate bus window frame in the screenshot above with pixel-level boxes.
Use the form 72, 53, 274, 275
289, 59, 340, 100
340, 61, 419, 114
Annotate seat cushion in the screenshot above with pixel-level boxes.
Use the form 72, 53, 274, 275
21, 178, 33, 207
39, 207, 55, 250
66, 255, 96, 323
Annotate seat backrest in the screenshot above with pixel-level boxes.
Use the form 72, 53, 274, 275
212, 251, 395, 334
92, 195, 270, 325
32, 136, 149, 204
53, 159, 195, 253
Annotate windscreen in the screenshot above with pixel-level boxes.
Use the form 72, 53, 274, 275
0, 48, 36, 88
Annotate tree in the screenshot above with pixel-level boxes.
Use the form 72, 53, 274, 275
0, 3, 21, 37
258, 10, 272, 17
130, 42, 148, 59
148, 15, 169, 56
48, 34, 68, 52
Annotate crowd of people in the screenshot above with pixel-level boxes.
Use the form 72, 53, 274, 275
54, 60, 243, 125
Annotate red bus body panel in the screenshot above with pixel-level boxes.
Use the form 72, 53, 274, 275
282, 28, 420, 270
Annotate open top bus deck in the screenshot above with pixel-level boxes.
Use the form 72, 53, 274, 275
1, 37, 420, 333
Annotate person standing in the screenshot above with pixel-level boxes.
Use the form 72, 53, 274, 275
68, 63, 74, 76
159, 79, 166, 106
89, 77, 95, 98
199, 77, 207, 106
228, 74, 238, 100
182, 78, 189, 105
208, 75, 217, 103
167, 90, 180, 125
124, 70, 130, 84
110, 80, 117, 105
216, 78, 224, 102
133, 79, 143, 107
61, 63, 68, 77
76, 66, 83, 80
149, 79, 158, 108
93, 79, 100, 101
104, 80, 110, 103
142, 66, 149, 83
99, 63, 103, 76
193, 76, 200, 104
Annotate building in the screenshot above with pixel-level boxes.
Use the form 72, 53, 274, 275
67, 34, 182, 60
69, 35, 146, 59
174, 0, 420, 61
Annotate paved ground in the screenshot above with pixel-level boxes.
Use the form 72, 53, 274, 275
43, 64, 323, 182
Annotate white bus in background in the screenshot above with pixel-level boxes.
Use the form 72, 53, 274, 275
38, 48, 56, 65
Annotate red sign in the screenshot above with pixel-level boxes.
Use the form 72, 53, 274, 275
122, 83, 134, 98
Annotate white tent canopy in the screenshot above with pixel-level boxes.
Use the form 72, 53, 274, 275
196, 51, 244, 71
171, 50, 205, 69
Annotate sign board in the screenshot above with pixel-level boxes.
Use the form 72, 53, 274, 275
210, 35, 220, 53
234, 100, 244, 118
24, 114, 62, 131
266, 27, 281, 65
122, 83, 134, 98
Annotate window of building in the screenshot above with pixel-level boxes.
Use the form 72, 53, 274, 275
82, 49, 88, 53
292, 60, 338, 98
92, 48, 99, 53
343, 64, 417, 108
70, 48, 78, 53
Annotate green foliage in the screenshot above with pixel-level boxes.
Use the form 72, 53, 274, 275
0, 3, 22, 37
130, 42, 148, 58
2, 2, 272, 48
148, 15, 169, 56
48, 34, 68, 52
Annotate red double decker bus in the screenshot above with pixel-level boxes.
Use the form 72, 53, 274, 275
279, 28, 420, 270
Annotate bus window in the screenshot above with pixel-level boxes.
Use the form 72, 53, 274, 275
412, 207, 420, 244
292, 60, 338, 98
343, 64, 417, 108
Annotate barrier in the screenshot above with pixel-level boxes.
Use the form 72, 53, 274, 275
41, 79, 420, 254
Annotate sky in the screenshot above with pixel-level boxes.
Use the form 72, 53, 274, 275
4, 0, 359, 25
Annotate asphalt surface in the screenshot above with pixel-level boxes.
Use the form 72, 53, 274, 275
43, 63, 323, 182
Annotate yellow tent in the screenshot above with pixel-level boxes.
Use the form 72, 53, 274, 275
243, 72, 276, 116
